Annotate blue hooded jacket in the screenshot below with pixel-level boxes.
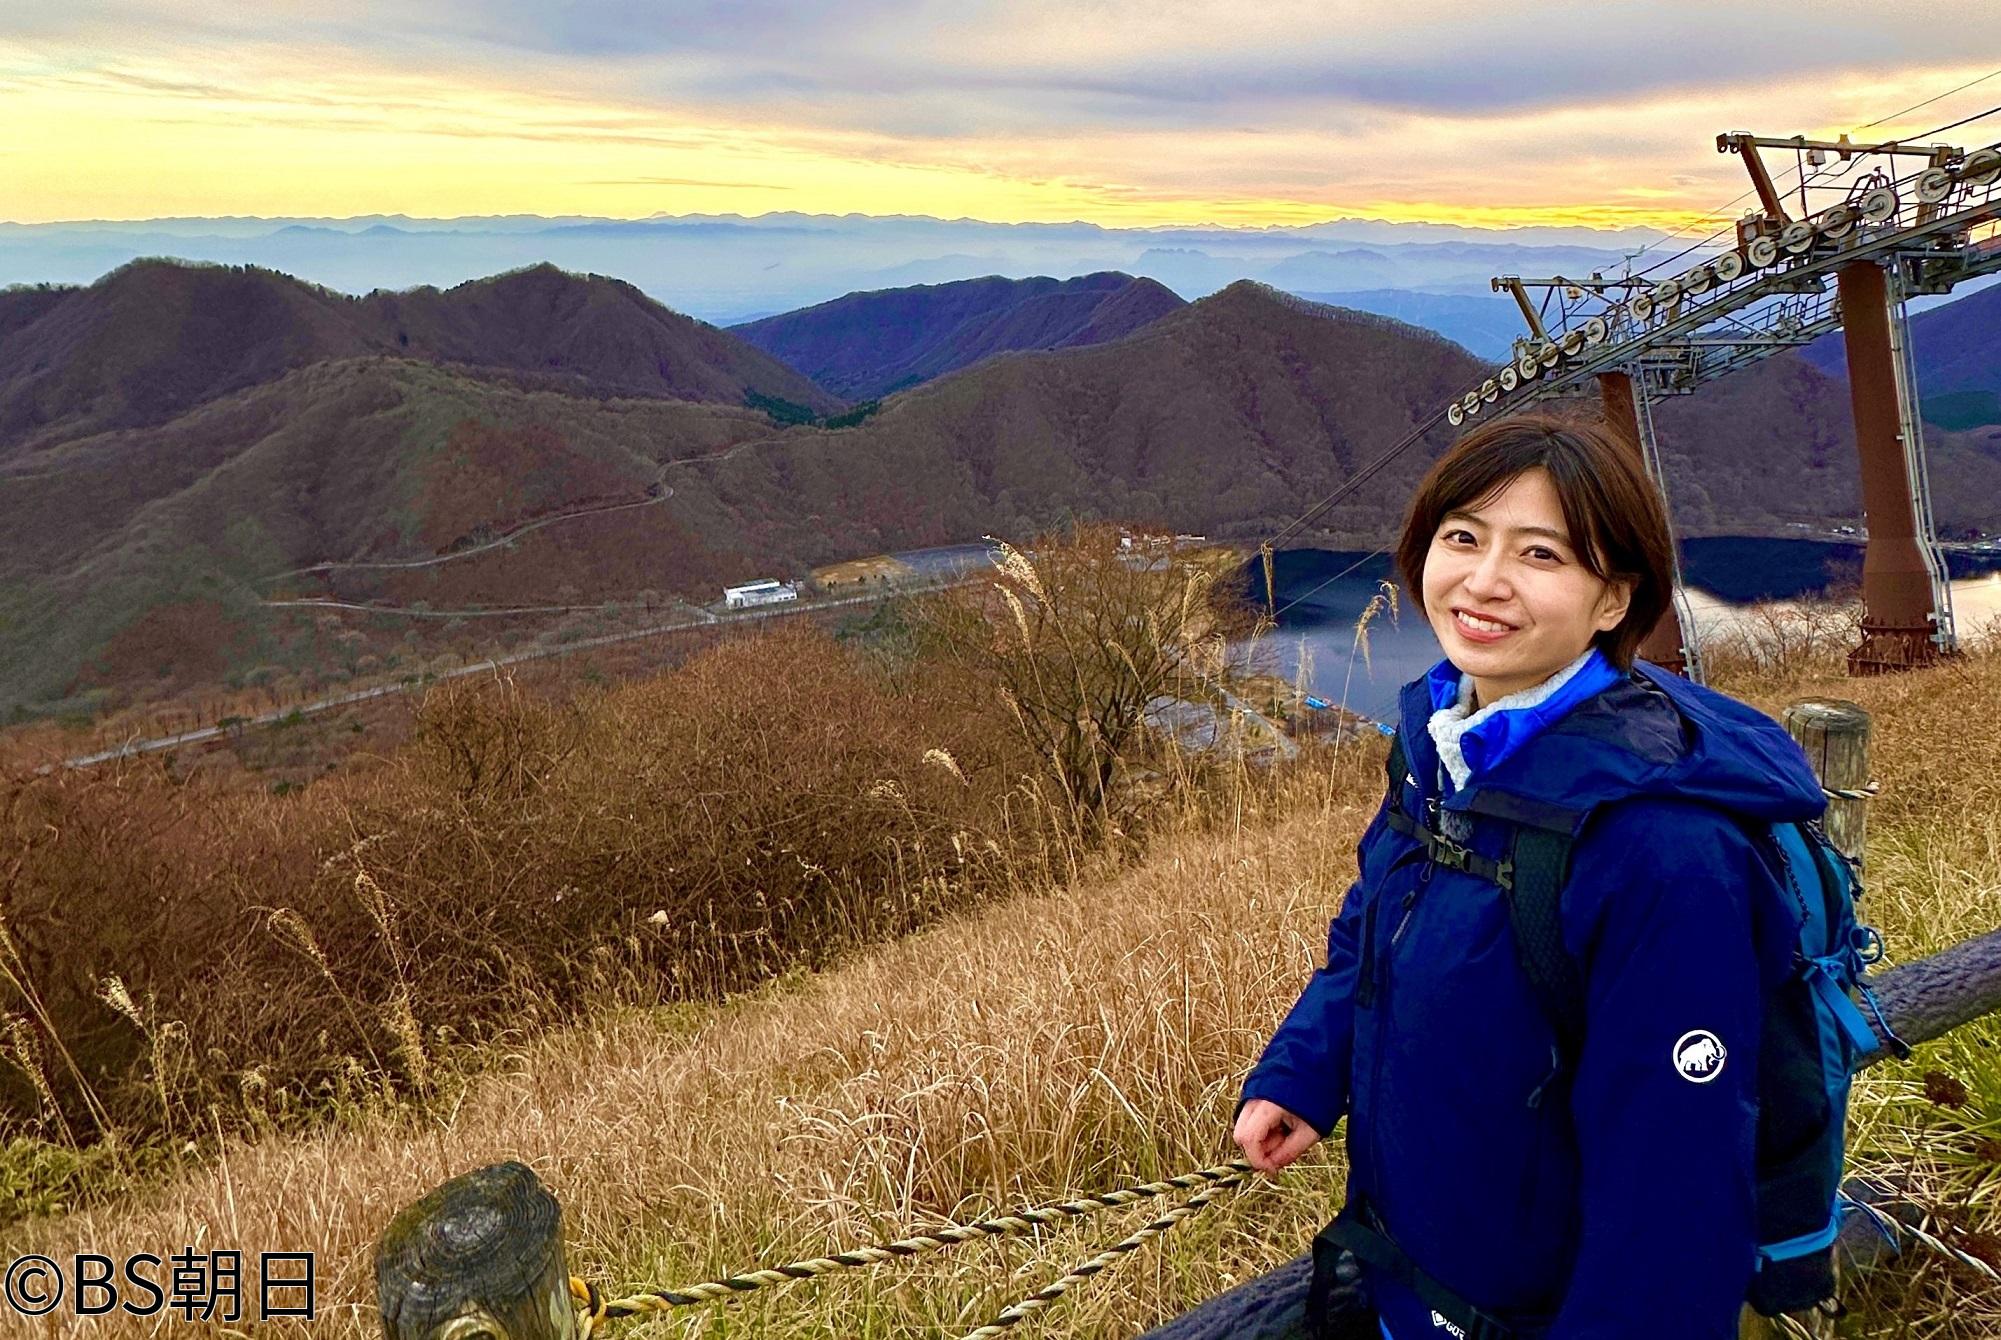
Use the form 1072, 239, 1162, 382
1240, 657, 1827, 1340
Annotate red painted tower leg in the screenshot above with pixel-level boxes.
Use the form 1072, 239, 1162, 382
1836, 261, 1946, 674
1597, 370, 1690, 675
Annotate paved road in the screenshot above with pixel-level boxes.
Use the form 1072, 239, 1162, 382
58, 580, 966, 770
264, 598, 627, 618
891, 543, 1003, 578
262, 490, 675, 581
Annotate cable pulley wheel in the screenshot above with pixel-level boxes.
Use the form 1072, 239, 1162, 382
1963, 147, 2001, 189
1712, 251, 1746, 282
1818, 205, 1857, 240
1746, 235, 1780, 268
1860, 186, 1899, 224
1779, 220, 1816, 254
1915, 166, 1954, 204
1682, 264, 1713, 295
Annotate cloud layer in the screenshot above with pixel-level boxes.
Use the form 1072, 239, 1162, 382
4, 1, 1999, 227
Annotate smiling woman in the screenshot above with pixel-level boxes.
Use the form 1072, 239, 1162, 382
1233, 412, 1836, 1339
1395, 416, 1673, 706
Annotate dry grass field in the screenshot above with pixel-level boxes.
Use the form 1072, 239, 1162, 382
2, 600, 1998, 1338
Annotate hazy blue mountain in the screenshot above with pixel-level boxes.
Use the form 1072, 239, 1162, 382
0, 212, 1658, 328
1287, 289, 1528, 360
732, 272, 1185, 399
1798, 277, 2001, 429
1259, 250, 1404, 291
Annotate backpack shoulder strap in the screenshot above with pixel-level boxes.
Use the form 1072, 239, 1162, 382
1504, 827, 1588, 1069
1385, 727, 1589, 1060
1385, 730, 1410, 793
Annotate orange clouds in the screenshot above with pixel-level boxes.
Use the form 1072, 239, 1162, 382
2, 24, 1997, 230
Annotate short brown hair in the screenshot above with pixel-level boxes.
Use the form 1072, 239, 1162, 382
1393, 411, 1676, 669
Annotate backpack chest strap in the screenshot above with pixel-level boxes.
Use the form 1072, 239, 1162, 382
1381, 731, 1588, 1062
1385, 803, 1515, 888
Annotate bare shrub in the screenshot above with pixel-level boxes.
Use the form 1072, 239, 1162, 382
407, 671, 582, 802
1698, 598, 1865, 690
917, 525, 1255, 842
0, 621, 1037, 1184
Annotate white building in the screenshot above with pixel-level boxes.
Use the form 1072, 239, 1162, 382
723, 579, 800, 610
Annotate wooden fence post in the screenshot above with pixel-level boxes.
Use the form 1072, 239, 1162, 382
376, 1161, 576, 1340
1782, 698, 1872, 862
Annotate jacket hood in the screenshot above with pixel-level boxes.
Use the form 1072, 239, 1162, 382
1396, 659, 1826, 833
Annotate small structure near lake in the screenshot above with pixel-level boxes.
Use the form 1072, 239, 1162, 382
723, 579, 800, 610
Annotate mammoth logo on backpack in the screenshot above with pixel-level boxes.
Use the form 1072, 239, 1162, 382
1313, 664, 1911, 1338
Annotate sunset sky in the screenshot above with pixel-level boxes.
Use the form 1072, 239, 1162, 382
5, 1, 2000, 232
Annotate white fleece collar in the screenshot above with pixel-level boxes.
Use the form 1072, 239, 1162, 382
1426, 647, 1601, 793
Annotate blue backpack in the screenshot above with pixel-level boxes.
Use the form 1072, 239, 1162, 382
1377, 730, 1908, 1319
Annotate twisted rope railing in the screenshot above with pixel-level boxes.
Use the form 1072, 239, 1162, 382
958, 1175, 1247, 1340
566, 1160, 1251, 1338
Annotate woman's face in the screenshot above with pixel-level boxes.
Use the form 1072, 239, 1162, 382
1420, 467, 1632, 707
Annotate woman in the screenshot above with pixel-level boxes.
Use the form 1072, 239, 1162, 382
1233, 412, 1825, 1339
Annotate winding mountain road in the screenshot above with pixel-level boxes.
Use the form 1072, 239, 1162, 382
261, 489, 676, 581
57, 581, 960, 770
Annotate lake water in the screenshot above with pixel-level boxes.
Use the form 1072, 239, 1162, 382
1246, 537, 2001, 724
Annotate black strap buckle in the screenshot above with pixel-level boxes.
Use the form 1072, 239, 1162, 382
1319, 1202, 1518, 1340
1430, 832, 1474, 872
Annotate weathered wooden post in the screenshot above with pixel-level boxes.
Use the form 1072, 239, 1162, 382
1782, 698, 1872, 863
376, 1161, 577, 1340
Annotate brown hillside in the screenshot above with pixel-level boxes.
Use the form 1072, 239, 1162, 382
0, 261, 373, 457
713, 282, 1484, 554
0, 356, 783, 714
1646, 351, 1995, 538
0, 260, 840, 461
358, 264, 843, 413
2, 277, 1989, 719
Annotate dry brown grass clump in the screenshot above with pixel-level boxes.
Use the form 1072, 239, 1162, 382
0, 622, 1041, 1174
0, 740, 1380, 1338
1696, 598, 1866, 690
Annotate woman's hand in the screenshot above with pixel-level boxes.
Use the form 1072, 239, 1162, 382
1233, 1098, 1322, 1172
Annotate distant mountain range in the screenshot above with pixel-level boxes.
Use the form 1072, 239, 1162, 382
0, 211, 1661, 328
1800, 280, 2001, 430
731, 272, 1185, 400
1, 258, 1996, 720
